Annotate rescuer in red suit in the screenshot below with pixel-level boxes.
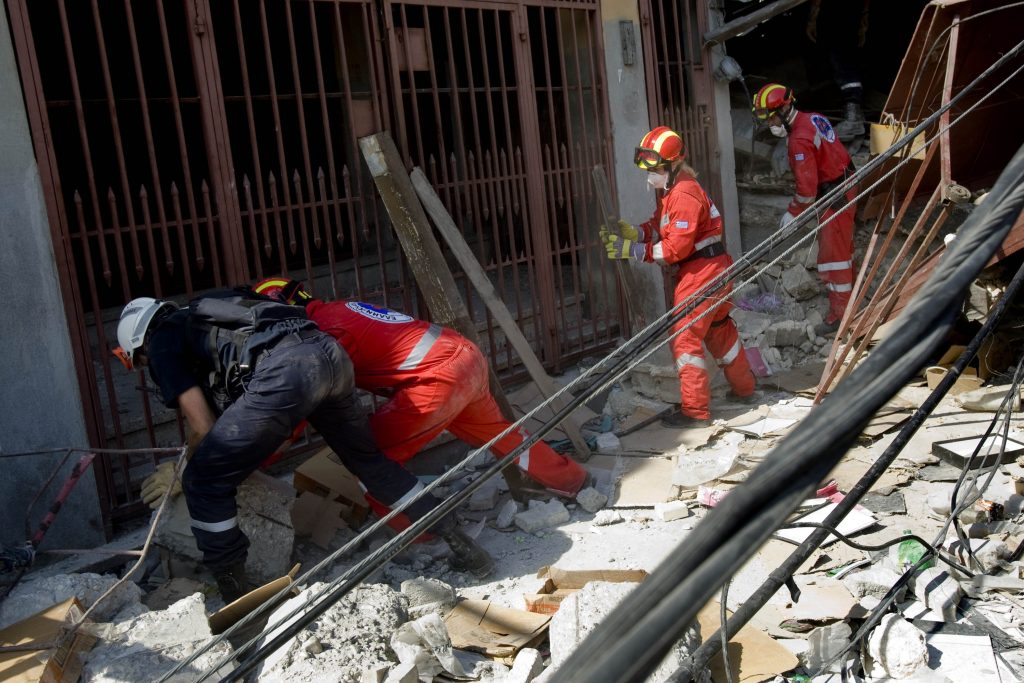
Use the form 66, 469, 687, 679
753, 83, 857, 335
601, 127, 756, 427
254, 278, 589, 529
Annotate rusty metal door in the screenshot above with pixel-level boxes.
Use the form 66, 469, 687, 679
639, 0, 722, 202
8, 0, 622, 526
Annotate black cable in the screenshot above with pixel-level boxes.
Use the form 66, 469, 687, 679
683, 249, 1024, 678
719, 580, 733, 683
548, 142, 1024, 683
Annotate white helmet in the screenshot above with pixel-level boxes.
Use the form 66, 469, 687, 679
113, 297, 177, 370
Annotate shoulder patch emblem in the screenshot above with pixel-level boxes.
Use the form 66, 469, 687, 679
809, 114, 837, 144
794, 153, 805, 161
674, 220, 690, 231
346, 301, 414, 324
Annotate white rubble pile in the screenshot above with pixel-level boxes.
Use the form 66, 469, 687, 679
545, 581, 710, 683
255, 582, 406, 682
863, 614, 928, 679
0, 572, 145, 629
82, 593, 234, 682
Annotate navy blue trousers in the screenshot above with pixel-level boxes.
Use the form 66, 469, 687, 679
181, 330, 444, 570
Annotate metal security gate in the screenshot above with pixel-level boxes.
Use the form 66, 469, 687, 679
8, 0, 621, 528
639, 0, 722, 203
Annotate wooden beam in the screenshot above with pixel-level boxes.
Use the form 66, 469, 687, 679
411, 167, 592, 460
703, 0, 808, 47
358, 131, 530, 497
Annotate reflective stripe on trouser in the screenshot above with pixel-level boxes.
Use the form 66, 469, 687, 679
670, 282, 755, 420
369, 338, 587, 492
817, 199, 856, 323
182, 331, 437, 570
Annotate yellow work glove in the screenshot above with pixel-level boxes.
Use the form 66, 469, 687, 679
140, 461, 182, 509
600, 228, 645, 261
616, 219, 641, 242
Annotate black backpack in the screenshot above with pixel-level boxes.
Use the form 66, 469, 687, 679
187, 287, 318, 407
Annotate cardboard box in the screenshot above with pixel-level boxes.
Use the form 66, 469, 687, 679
292, 447, 369, 526
523, 566, 649, 615
0, 598, 97, 683
444, 600, 551, 662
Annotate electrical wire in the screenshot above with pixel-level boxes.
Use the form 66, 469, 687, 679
179, 33, 1024, 683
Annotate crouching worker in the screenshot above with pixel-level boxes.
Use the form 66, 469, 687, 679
252, 278, 590, 531
114, 292, 493, 600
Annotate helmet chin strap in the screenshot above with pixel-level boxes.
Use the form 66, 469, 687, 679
782, 104, 797, 131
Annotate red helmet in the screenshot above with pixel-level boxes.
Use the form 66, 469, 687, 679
752, 83, 795, 120
634, 126, 685, 170
253, 276, 313, 306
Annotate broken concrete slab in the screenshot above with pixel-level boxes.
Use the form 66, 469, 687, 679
400, 577, 456, 620
548, 581, 709, 683
782, 265, 820, 301
863, 613, 928, 679
801, 621, 855, 675
765, 320, 809, 348
575, 487, 607, 513
910, 566, 962, 622
0, 572, 145, 630
842, 566, 906, 601
82, 593, 234, 682
514, 500, 570, 533
256, 583, 406, 682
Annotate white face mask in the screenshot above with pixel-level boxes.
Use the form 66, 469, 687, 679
769, 124, 788, 138
647, 171, 669, 190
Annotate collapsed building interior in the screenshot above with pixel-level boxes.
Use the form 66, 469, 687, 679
3, 0, 1024, 681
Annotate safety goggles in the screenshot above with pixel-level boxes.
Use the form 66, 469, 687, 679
752, 107, 779, 121
112, 346, 133, 371
634, 146, 668, 170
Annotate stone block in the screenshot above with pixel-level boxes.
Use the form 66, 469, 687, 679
495, 500, 519, 528
384, 661, 418, 683
801, 622, 853, 674
764, 320, 809, 348
864, 614, 927, 679
782, 265, 819, 300
361, 666, 389, 683
843, 566, 906, 601
515, 500, 571, 533
909, 566, 962, 622
595, 432, 621, 453
576, 487, 608, 513
469, 482, 500, 511
508, 648, 545, 683
654, 501, 691, 522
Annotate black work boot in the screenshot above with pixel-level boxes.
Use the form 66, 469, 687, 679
660, 410, 711, 429
437, 526, 494, 578
214, 562, 254, 603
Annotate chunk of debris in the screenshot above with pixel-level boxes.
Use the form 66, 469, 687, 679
864, 614, 928, 679
654, 501, 691, 522
82, 593, 234, 682
0, 572, 144, 630
400, 577, 457, 620
515, 499, 570, 533
469, 481, 501, 511
843, 566, 906, 600
909, 566, 962, 622
591, 510, 624, 526
576, 487, 608, 513
944, 537, 1010, 573
595, 432, 621, 453
508, 647, 545, 683
781, 265, 820, 301
801, 621, 854, 674
495, 499, 519, 529
548, 581, 709, 682
764, 320, 809, 348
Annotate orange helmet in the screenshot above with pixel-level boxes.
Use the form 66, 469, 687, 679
752, 83, 795, 120
634, 126, 685, 170
252, 276, 313, 306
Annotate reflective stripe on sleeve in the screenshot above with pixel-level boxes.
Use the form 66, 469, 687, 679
675, 353, 707, 371
397, 324, 442, 371
190, 516, 238, 533
694, 235, 722, 250
716, 340, 741, 366
652, 242, 668, 265
826, 282, 853, 292
818, 260, 852, 273
794, 193, 816, 204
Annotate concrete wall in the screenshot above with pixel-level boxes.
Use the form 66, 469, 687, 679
707, 5, 743, 256
0, 5, 104, 550
601, 0, 674, 343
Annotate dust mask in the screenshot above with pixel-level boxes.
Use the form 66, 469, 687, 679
647, 171, 669, 190
769, 124, 787, 138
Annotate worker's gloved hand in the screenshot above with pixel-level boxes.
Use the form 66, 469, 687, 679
778, 211, 798, 230
600, 229, 645, 261
616, 219, 642, 242
140, 461, 182, 509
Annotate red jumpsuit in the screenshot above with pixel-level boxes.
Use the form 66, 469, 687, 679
306, 300, 587, 497
637, 174, 756, 420
787, 110, 857, 323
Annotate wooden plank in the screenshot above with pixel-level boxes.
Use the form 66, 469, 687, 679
358, 131, 529, 496
592, 165, 647, 335
410, 167, 592, 460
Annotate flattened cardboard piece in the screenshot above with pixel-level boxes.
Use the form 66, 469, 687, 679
524, 566, 649, 614
619, 423, 718, 452
725, 408, 798, 438
0, 597, 96, 683
925, 366, 984, 395
697, 602, 799, 683
860, 408, 910, 439
291, 491, 350, 549
770, 361, 826, 396
611, 456, 675, 507
208, 564, 300, 635
444, 600, 550, 661
506, 382, 598, 443
293, 448, 368, 525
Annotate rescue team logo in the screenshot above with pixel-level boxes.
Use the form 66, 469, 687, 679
674, 220, 691, 231
346, 301, 414, 324
810, 114, 836, 144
